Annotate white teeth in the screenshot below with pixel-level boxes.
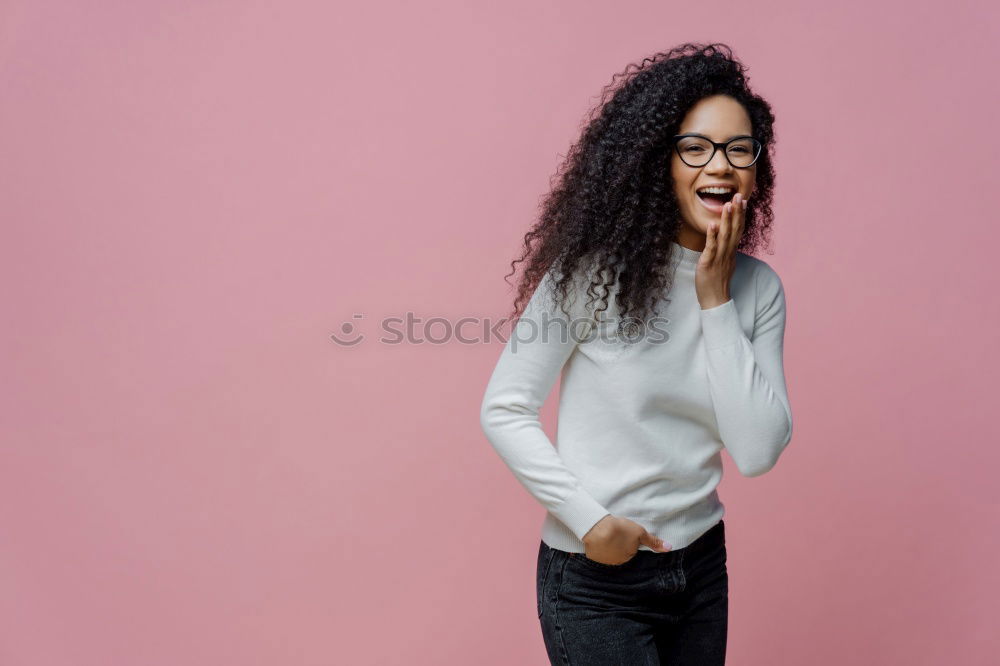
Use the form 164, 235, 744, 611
697, 186, 735, 195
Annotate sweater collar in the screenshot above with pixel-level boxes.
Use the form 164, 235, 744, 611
670, 240, 702, 267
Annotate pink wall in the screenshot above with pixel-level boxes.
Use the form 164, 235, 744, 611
2, 1, 997, 664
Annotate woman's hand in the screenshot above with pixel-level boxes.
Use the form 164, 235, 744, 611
695, 192, 746, 309
581, 515, 672, 565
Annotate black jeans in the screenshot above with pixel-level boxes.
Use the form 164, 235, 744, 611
536, 519, 728, 665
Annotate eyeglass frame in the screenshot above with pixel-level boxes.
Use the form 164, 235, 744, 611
671, 133, 763, 169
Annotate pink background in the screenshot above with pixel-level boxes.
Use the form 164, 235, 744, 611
2, 1, 997, 664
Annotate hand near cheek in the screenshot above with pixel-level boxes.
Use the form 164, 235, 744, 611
696, 192, 746, 309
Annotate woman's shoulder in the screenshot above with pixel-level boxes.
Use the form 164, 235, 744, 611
736, 251, 785, 294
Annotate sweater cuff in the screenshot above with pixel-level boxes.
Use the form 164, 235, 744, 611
700, 299, 745, 350
553, 486, 611, 541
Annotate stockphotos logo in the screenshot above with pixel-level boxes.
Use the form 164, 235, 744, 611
329, 311, 671, 350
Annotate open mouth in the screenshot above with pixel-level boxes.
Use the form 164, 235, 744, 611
695, 187, 737, 215
695, 189, 736, 206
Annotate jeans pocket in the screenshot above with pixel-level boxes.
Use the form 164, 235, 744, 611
536, 541, 555, 618
573, 550, 639, 572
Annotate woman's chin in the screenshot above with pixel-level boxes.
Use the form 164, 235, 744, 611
678, 214, 709, 237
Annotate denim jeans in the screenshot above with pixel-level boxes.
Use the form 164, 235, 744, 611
536, 519, 728, 665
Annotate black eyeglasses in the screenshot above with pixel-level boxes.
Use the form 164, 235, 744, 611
672, 134, 762, 169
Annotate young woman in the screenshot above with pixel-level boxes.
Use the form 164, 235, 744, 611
480, 43, 792, 664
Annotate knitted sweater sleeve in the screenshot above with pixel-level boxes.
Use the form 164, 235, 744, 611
479, 268, 611, 541
698, 263, 794, 476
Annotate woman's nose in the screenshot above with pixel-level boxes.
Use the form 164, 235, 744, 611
704, 148, 733, 172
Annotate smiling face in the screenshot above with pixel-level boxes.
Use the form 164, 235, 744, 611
670, 94, 757, 251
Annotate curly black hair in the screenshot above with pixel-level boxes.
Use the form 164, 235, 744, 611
503, 42, 777, 337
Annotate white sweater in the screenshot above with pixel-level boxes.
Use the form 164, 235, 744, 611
479, 241, 793, 553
